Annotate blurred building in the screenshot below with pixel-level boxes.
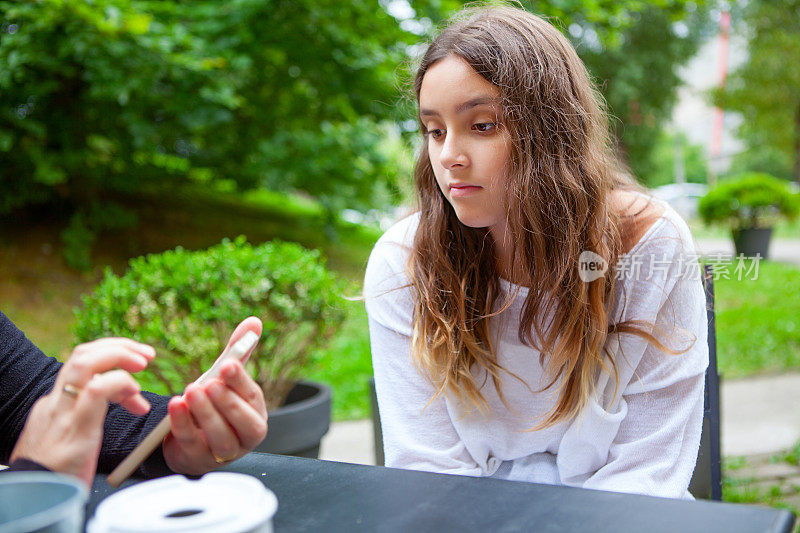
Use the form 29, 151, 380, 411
670, 20, 748, 177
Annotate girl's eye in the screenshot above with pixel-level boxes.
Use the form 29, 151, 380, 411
425, 128, 444, 140
473, 122, 497, 133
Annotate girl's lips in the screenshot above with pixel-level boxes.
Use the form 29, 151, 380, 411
449, 185, 482, 198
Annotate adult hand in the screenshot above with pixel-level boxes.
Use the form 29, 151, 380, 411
10, 338, 155, 486
161, 316, 268, 475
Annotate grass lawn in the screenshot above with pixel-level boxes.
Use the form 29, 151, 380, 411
687, 216, 800, 379
714, 261, 800, 378
307, 304, 373, 420
723, 449, 800, 531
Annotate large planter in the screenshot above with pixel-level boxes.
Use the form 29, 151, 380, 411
732, 227, 772, 259
254, 381, 332, 458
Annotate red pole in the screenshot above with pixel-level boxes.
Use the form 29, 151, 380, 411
710, 10, 731, 183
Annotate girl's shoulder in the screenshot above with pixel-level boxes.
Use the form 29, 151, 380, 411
613, 190, 695, 260
364, 211, 420, 292
374, 211, 420, 249
364, 195, 697, 284
368, 211, 420, 268
363, 212, 420, 330
613, 190, 665, 254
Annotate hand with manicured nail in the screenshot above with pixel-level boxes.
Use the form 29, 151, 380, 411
162, 316, 268, 475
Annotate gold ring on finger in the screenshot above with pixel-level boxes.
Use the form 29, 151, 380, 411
62, 383, 82, 398
212, 451, 236, 465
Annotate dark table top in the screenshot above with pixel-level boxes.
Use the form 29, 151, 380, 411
87, 453, 796, 532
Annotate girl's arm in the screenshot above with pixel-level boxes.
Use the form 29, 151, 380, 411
365, 229, 483, 476
559, 214, 709, 498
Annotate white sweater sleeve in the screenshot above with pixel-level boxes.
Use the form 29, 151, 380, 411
364, 221, 483, 475
574, 214, 709, 498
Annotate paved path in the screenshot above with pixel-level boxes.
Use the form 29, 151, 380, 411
696, 237, 800, 457
722, 373, 800, 457
695, 238, 800, 266
320, 420, 376, 466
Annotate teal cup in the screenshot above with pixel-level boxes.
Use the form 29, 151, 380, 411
0, 472, 87, 533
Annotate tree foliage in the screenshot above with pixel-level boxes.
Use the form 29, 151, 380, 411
713, 0, 800, 183
577, 4, 711, 186
406, 0, 712, 186
2, 0, 712, 229
0, 0, 411, 216
645, 131, 709, 188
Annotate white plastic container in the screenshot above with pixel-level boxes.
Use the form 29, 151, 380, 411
88, 473, 278, 533
0, 472, 87, 533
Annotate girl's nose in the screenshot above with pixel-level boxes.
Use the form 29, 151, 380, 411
439, 135, 469, 170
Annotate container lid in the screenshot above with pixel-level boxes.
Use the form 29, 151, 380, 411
0, 471, 87, 533
88, 473, 278, 533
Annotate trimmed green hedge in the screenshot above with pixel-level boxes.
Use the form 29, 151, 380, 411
73, 237, 346, 409
699, 172, 800, 230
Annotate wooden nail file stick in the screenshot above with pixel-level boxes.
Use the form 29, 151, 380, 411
107, 331, 260, 488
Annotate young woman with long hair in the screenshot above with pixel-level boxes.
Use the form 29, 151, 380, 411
364, 5, 708, 499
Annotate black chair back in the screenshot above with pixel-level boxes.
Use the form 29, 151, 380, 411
688, 263, 723, 500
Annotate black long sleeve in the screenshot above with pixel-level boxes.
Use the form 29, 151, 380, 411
0, 310, 173, 477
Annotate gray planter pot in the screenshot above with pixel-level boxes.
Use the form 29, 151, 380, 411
254, 381, 331, 458
732, 227, 772, 259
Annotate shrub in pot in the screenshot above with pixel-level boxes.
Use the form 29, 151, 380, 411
73, 236, 346, 456
698, 172, 800, 258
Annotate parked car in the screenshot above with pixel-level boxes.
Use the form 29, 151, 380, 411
652, 183, 708, 220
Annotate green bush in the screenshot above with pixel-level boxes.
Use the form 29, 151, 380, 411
698, 172, 800, 230
60, 202, 138, 270
73, 236, 346, 410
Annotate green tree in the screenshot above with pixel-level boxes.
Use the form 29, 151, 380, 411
1, 0, 713, 238
406, 0, 711, 185
0, 0, 411, 215
646, 131, 709, 188
570, 5, 711, 185
714, 0, 800, 183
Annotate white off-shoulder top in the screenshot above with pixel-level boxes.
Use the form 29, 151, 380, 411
364, 198, 708, 499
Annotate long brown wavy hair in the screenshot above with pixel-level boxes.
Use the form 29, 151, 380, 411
408, 5, 685, 428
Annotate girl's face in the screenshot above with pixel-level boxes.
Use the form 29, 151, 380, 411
419, 54, 512, 233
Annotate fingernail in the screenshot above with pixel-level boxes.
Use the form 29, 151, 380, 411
140, 345, 156, 358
